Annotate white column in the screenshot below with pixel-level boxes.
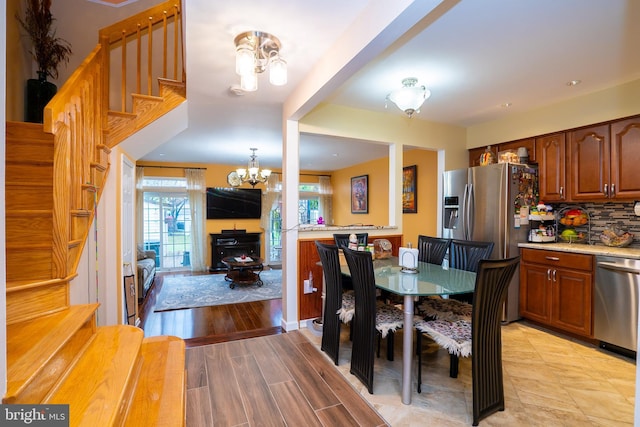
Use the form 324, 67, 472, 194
282, 119, 300, 331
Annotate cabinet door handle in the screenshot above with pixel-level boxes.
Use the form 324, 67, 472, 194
552, 269, 557, 282
560, 186, 564, 199
611, 183, 615, 197
604, 184, 608, 197
547, 269, 551, 281
545, 256, 560, 261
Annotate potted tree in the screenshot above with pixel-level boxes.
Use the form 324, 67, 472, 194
16, 0, 72, 123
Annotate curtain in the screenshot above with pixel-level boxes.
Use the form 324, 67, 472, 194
261, 173, 281, 264
185, 168, 207, 272
135, 167, 145, 245
319, 176, 333, 225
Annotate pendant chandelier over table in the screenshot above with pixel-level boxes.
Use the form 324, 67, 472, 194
227, 148, 272, 188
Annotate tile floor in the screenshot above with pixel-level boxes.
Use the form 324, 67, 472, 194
300, 321, 636, 426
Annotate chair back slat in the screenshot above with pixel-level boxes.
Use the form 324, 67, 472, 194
450, 239, 494, 272
334, 233, 368, 249
417, 235, 451, 265
342, 247, 377, 393
471, 256, 520, 425
315, 241, 343, 365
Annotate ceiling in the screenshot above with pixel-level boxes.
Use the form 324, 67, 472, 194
138, 0, 640, 172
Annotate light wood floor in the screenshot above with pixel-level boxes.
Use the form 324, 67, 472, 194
140, 271, 637, 426
185, 331, 388, 426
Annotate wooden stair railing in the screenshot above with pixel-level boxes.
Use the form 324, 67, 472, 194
4, 1, 186, 425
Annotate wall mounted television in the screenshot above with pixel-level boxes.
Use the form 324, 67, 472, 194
206, 187, 262, 219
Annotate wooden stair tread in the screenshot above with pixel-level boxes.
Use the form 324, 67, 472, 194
47, 325, 144, 426
5, 304, 98, 403
5, 121, 52, 140
6, 277, 67, 290
124, 336, 186, 426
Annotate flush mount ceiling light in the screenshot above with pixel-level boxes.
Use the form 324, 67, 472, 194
385, 77, 431, 118
227, 148, 272, 188
234, 31, 287, 92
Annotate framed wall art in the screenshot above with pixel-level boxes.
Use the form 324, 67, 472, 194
402, 165, 417, 213
351, 175, 368, 214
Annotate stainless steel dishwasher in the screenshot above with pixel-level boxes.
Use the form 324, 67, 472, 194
594, 255, 640, 356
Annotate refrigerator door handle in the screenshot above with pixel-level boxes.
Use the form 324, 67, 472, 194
462, 184, 470, 239
467, 183, 474, 240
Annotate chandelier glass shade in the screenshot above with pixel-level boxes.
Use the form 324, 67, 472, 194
234, 31, 287, 91
386, 77, 431, 118
227, 148, 272, 188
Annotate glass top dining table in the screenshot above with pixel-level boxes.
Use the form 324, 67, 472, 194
340, 256, 477, 404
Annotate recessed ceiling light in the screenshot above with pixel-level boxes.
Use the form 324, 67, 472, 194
332, 153, 339, 157
500, 102, 512, 108
566, 80, 581, 86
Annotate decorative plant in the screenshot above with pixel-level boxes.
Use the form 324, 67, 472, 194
16, 0, 72, 80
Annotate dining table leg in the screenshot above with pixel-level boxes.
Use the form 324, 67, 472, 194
401, 295, 414, 404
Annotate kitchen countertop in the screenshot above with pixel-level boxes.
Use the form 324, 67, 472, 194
298, 224, 397, 232
518, 242, 640, 259
296, 224, 399, 240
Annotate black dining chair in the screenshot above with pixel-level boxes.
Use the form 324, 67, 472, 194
449, 239, 495, 272
333, 233, 369, 249
342, 247, 404, 394
315, 241, 355, 365
333, 233, 368, 291
417, 235, 451, 265
414, 256, 520, 426
418, 239, 494, 319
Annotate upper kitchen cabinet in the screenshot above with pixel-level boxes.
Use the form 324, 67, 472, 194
536, 133, 567, 202
469, 146, 497, 167
468, 138, 535, 167
499, 138, 535, 163
610, 117, 640, 199
569, 116, 640, 201
568, 124, 610, 201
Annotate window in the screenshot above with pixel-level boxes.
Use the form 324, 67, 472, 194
269, 202, 282, 263
142, 178, 192, 270
298, 182, 321, 225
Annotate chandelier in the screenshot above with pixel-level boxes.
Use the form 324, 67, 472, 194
385, 77, 431, 118
234, 31, 287, 92
227, 148, 272, 188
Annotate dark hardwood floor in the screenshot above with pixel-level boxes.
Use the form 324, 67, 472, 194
138, 269, 283, 347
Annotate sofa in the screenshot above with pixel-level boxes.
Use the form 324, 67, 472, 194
137, 244, 157, 302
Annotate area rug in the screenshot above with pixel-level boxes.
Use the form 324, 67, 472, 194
154, 270, 282, 312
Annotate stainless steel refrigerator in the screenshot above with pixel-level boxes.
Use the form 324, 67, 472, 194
442, 163, 537, 323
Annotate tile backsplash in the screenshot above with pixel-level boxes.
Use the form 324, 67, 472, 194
554, 202, 640, 248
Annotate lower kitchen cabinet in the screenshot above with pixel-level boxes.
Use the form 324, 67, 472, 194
519, 248, 593, 337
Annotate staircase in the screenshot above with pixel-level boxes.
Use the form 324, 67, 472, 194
4, 2, 187, 425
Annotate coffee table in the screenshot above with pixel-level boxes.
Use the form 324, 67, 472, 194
221, 256, 264, 289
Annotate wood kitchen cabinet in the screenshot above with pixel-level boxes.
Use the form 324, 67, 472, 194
468, 138, 535, 167
610, 117, 640, 199
570, 118, 640, 201
520, 248, 593, 337
568, 124, 610, 201
469, 146, 497, 167
469, 114, 640, 201
535, 133, 567, 202
499, 138, 535, 162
